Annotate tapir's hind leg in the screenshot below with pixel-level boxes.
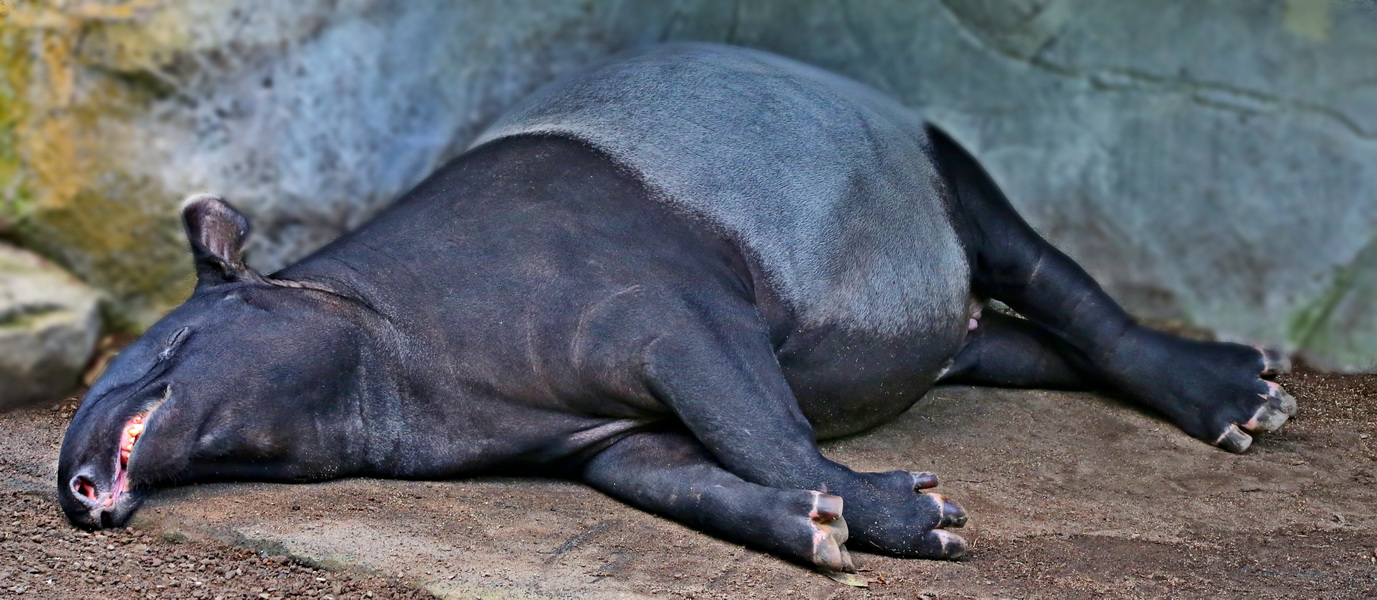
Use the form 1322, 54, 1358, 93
582, 428, 854, 572
928, 124, 1296, 452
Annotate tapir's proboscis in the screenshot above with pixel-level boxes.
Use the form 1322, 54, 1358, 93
58, 44, 1296, 574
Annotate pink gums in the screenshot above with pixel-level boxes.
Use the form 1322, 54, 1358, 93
102, 414, 146, 506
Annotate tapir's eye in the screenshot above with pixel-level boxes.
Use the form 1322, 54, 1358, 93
159, 327, 191, 361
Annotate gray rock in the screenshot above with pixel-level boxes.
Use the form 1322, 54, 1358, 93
4, 0, 1375, 370
0, 244, 101, 409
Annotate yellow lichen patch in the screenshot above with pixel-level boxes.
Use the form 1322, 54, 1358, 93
0, 20, 31, 221
18, 171, 194, 330
4, 0, 176, 205
4, 0, 196, 329
4, 0, 162, 28
73, 5, 195, 75
16, 100, 195, 328
1282, 0, 1331, 42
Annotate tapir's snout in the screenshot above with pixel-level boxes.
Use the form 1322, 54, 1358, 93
58, 393, 163, 531
58, 466, 144, 530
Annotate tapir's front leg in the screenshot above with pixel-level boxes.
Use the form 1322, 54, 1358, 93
582, 428, 854, 572
636, 300, 967, 559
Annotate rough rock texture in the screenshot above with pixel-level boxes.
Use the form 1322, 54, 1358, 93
1, 0, 1374, 369
0, 243, 100, 409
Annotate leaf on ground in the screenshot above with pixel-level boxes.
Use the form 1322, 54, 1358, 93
825, 570, 871, 587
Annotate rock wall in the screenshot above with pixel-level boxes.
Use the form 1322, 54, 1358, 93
2, 0, 1374, 370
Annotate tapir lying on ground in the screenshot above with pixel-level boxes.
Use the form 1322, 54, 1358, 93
58, 43, 1296, 573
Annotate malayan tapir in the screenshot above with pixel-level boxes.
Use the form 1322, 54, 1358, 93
58, 43, 1295, 573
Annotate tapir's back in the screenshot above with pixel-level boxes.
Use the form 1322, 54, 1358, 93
472, 43, 968, 337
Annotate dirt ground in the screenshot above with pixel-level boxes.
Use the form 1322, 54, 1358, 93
2, 364, 1375, 599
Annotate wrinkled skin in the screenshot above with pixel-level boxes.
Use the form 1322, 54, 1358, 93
58, 46, 1295, 575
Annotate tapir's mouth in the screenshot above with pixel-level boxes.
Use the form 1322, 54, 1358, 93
64, 386, 173, 529
75, 412, 148, 508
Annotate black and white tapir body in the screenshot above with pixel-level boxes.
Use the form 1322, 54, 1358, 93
59, 44, 1295, 572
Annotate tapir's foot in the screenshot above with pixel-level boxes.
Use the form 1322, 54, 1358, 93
841, 470, 968, 560
1107, 326, 1297, 453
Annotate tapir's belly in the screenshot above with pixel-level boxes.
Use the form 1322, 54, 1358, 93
772, 283, 972, 440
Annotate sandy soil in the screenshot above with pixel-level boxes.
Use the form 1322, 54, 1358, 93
2, 364, 1374, 599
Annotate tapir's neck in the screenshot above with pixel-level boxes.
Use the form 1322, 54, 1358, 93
252, 276, 415, 476
266, 135, 739, 477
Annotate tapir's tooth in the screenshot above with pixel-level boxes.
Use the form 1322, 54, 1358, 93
127, 423, 143, 436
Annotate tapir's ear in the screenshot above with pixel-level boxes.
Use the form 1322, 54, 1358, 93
181, 194, 263, 287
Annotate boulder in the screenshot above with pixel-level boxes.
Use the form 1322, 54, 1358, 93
1, 0, 1374, 370
0, 243, 101, 409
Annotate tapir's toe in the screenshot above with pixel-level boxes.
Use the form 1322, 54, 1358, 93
923, 491, 969, 559
1213, 423, 1254, 453
1244, 381, 1296, 431
1206, 349, 1296, 453
808, 492, 855, 573
897, 526, 968, 560
910, 471, 940, 490
925, 492, 968, 528
932, 529, 968, 560
1206, 379, 1294, 453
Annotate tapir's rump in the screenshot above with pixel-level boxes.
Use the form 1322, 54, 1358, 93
474, 43, 970, 337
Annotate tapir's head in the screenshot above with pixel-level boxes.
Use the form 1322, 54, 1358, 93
58, 195, 380, 530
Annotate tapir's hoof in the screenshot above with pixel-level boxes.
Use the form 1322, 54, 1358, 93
921, 491, 969, 559
1204, 346, 1296, 454
916, 473, 968, 559
808, 492, 855, 573
1214, 379, 1297, 453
